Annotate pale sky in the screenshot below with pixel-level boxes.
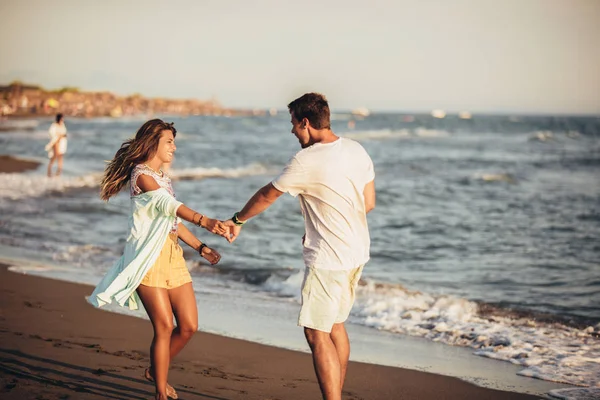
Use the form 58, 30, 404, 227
1, 0, 599, 114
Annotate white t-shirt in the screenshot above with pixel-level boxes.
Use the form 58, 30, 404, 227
272, 137, 375, 271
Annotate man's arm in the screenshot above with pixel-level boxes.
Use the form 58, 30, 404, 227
364, 179, 376, 214
225, 183, 284, 242
237, 183, 284, 221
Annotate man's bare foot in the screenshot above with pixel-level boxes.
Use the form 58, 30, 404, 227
145, 368, 178, 399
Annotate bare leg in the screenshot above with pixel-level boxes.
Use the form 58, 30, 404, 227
137, 285, 173, 400
304, 327, 342, 400
56, 154, 63, 176
167, 282, 198, 359
145, 283, 196, 399
330, 323, 350, 390
47, 156, 56, 177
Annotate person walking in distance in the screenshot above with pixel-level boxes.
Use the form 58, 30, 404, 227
46, 113, 68, 177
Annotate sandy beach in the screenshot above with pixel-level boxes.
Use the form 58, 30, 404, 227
0, 155, 40, 173
0, 263, 541, 400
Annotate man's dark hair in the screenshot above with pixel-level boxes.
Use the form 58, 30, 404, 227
55, 113, 63, 123
287, 93, 330, 130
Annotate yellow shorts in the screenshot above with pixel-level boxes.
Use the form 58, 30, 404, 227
140, 233, 192, 289
298, 265, 364, 333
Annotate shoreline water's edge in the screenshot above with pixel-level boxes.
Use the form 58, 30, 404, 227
0, 257, 569, 399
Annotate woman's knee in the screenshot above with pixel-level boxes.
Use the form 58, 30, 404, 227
178, 320, 198, 338
153, 319, 175, 336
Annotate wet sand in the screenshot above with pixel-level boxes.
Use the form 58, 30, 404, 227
0, 264, 541, 400
0, 155, 40, 173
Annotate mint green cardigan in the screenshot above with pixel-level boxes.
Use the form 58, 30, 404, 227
88, 188, 183, 310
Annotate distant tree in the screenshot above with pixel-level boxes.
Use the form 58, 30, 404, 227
57, 86, 80, 93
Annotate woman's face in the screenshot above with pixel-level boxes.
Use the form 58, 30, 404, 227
155, 129, 176, 164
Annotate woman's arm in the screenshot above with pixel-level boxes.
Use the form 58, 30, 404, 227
177, 223, 221, 265
177, 222, 201, 250
137, 174, 229, 238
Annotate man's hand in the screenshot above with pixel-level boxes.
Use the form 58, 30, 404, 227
200, 246, 221, 265
222, 219, 242, 243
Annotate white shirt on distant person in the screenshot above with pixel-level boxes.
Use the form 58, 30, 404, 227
272, 137, 375, 271
46, 122, 68, 157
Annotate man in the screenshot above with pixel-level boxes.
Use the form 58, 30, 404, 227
224, 93, 375, 400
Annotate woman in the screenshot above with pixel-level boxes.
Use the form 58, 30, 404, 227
89, 119, 229, 400
46, 113, 68, 177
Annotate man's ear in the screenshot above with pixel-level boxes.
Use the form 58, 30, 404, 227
302, 117, 310, 129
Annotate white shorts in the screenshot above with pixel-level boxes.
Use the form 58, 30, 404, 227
298, 265, 364, 333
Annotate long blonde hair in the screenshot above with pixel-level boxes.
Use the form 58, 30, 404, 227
100, 119, 176, 201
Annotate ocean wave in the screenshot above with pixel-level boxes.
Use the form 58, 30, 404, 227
343, 128, 450, 141
52, 243, 123, 267
170, 163, 273, 181
5, 243, 600, 389
473, 172, 517, 184
414, 128, 451, 138
0, 173, 102, 200
344, 128, 453, 141
529, 130, 555, 142
351, 280, 600, 388
548, 388, 600, 400
0, 163, 273, 200
330, 113, 353, 121
228, 268, 600, 388
342, 129, 409, 140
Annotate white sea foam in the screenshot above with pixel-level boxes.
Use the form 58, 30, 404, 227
169, 163, 273, 180
259, 274, 600, 388
350, 281, 600, 388
343, 128, 449, 141
0, 129, 49, 139
0, 172, 102, 200
548, 388, 600, 400
529, 130, 555, 142
473, 172, 516, 183
414, 128, 450, 138
262, 269, 305, 298
52, 243, 121, 267
8, 264, 58, 273
343, 129, 411, 140
0, 163, 272, 200
330, 113, 353, 121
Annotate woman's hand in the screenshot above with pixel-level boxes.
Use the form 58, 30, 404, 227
202, 217, 229, 239
200, 245, 221, 265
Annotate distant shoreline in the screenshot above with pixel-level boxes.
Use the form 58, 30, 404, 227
1, 81, 258, 119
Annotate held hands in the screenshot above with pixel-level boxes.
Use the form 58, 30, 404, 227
199, 244, 221, 265
222, 219, 242, 243
197, 212, 244, 244
201, 217, 230, 240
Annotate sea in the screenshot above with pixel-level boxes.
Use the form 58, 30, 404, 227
1, 112, 599, 398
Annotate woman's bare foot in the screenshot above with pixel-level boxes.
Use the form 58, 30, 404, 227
145, 367, 178, 399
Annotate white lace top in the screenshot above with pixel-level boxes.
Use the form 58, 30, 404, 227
130, 164, 178, 233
